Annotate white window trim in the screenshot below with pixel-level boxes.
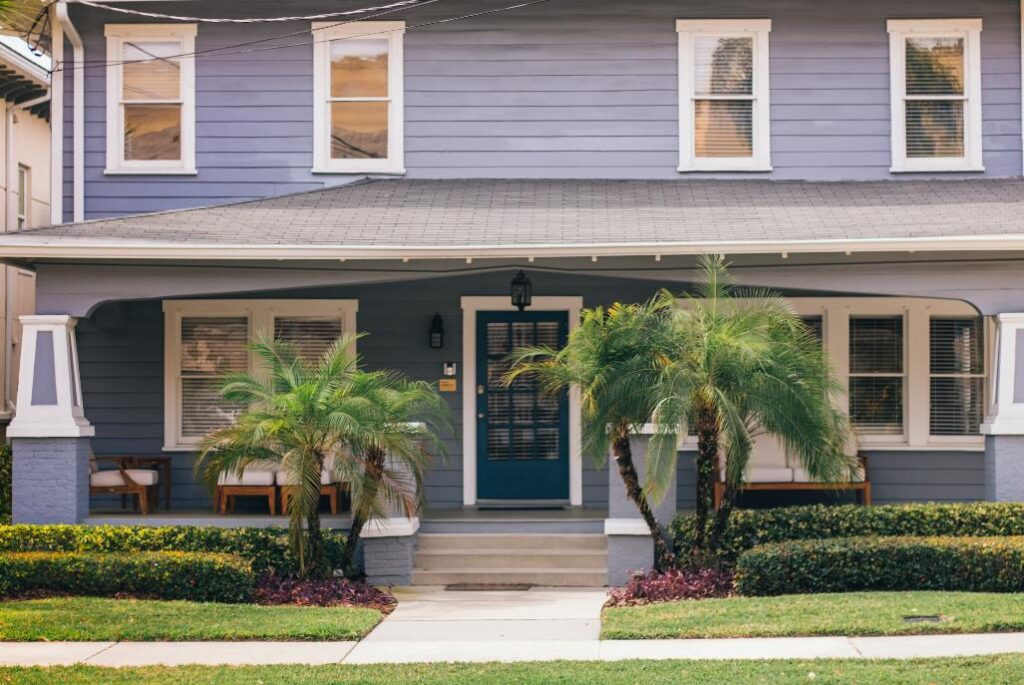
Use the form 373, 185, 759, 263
677, 297, 986, 452
105, 23, 197, 175
311, 20, 405, 175
676, 19, 772, 173
16, 164, 28, 230
887, 18, 983, 173
162, 299, 358, 451
460, 296, 584, 507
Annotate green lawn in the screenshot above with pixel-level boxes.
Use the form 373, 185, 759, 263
5, 657, 1024, 685
0, 597, 382, 641
602, 591, 1024, 639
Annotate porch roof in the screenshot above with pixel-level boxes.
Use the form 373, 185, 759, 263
5, 178, 1024, 260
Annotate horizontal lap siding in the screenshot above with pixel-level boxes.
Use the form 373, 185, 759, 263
65, 0, 1021, 220
865, 451, 985, 503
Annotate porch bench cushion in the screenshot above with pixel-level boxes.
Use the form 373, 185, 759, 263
792, 465, 866, 483
91, 469, 159, 488
721, 467, 795, 483
217, 470, 277, 487
275, 470, 338, 486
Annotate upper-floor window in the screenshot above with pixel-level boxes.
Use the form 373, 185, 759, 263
105, 24, 197, 175
676, 19, 771, 172
312, 21, 405, 174
887, 19, 983, 173
16, 165, 28, 230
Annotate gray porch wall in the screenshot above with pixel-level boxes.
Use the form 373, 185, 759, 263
75, 269, 986, 511
63, 0, 1021, 220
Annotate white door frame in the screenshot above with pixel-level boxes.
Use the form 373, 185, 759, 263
461, 295, 584, 506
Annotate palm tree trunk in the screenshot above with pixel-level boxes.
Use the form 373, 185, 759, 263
340, 445, 386, 577
692, 406, 718, 553
708, 480, 738, 553
611, 432, 676, 571
305, 505, 326, 579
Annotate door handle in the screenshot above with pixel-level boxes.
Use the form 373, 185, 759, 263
477, 385, 485, 395
478, 413, 485, 419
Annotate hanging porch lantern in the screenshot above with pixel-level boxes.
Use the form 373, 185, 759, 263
510, 271, 532, 312
428, 313, 444, 349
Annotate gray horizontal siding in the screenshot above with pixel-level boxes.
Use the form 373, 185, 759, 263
64, 0, 1022, 220
865, 450, 985, 503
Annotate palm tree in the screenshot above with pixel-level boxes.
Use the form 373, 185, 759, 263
646, 256, 855, 555
196, 335, 450, 578
508, 298, 680, 570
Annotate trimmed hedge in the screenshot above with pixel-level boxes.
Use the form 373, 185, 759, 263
0, 551, 255, 602
672, 502, 1024, 563
735, 536, 1024, 596
0, 525, 346, 576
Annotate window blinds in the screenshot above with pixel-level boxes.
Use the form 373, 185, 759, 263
274, 316, 344, 362
904, 37, 965, 158
929, 317, 984, 435
693, 36, 754, 158
849, 317, 904, 435
179, 316, 248, 438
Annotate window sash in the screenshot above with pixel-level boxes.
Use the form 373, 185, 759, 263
677, 20, 771, 172
928, 317, 985, 436
887, 19, 982, 172
105, 24, 196, 174
312, 21, 405, 174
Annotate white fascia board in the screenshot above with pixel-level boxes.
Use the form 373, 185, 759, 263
3, 234, 1024, 260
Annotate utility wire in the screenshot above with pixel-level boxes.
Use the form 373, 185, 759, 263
74, 0, 429, 23
49, 0, 448, 72
57, 0, 548, 72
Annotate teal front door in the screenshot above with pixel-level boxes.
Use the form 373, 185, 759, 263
476, 311, 570, 501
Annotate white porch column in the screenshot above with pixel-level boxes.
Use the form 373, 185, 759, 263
8, 315, 94, 523
981, 313, 1024, 501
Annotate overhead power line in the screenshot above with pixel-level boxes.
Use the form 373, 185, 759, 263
53, 0, 550, 73
73, 0, 430, 24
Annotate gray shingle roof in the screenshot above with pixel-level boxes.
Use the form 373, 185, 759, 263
5, 178, 1024, 257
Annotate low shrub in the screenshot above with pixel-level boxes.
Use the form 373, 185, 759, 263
254, 575, 396, 611
0, 524, 346, 576
606, 568, 735, 607
735, 536, 1024, 596
0, 444, 10, 524
0, 551, 255, 602
672, 502, 1024, 563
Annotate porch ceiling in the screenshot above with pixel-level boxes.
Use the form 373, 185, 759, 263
5, 178, 1024, 259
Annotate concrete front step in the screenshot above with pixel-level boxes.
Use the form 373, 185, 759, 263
410, 568, 608, 587
416, 533, 607, 552
415, 549, 607, 571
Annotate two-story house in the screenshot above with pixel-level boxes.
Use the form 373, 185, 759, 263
4, 0, 1024, 585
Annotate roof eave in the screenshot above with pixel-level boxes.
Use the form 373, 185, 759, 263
2, 234, 1024, 260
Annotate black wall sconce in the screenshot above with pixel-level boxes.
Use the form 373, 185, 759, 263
429, 313, 444, 349
511, 271, 533, 312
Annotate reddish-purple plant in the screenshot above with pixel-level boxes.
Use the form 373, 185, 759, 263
254, 574, 396, 612
606, 568, 734, 607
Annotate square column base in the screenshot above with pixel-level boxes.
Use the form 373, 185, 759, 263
985, 435, 1024, 501
363, 536, 416, 586
607, 534, 654, 586
12, 437, 91, 524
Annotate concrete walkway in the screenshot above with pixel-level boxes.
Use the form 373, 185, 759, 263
3, 588, 1024, 666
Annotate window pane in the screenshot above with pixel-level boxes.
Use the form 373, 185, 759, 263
694, 100, 752, 157
124, 104, 182, 160
122, 41, 181, 100
274, 316, 343, 362
330, 39, 388, 98
181, 317, 249, 374
931, 376, 983, 435
906, 100, 964, 158
850, 376, 904, 434
930, 318, 983, 374
850, 317, 903, 374
801, 315, 824, 344
180, 317, 248, 439
694, 36, 753, 95
906, 37, 964, 95
16, 167, 26, 216
331, 101, 388, 159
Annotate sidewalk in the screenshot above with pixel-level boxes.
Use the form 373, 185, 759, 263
2, 588, 1024, 667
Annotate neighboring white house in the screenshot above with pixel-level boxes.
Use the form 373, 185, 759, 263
0, 39, 48, 422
